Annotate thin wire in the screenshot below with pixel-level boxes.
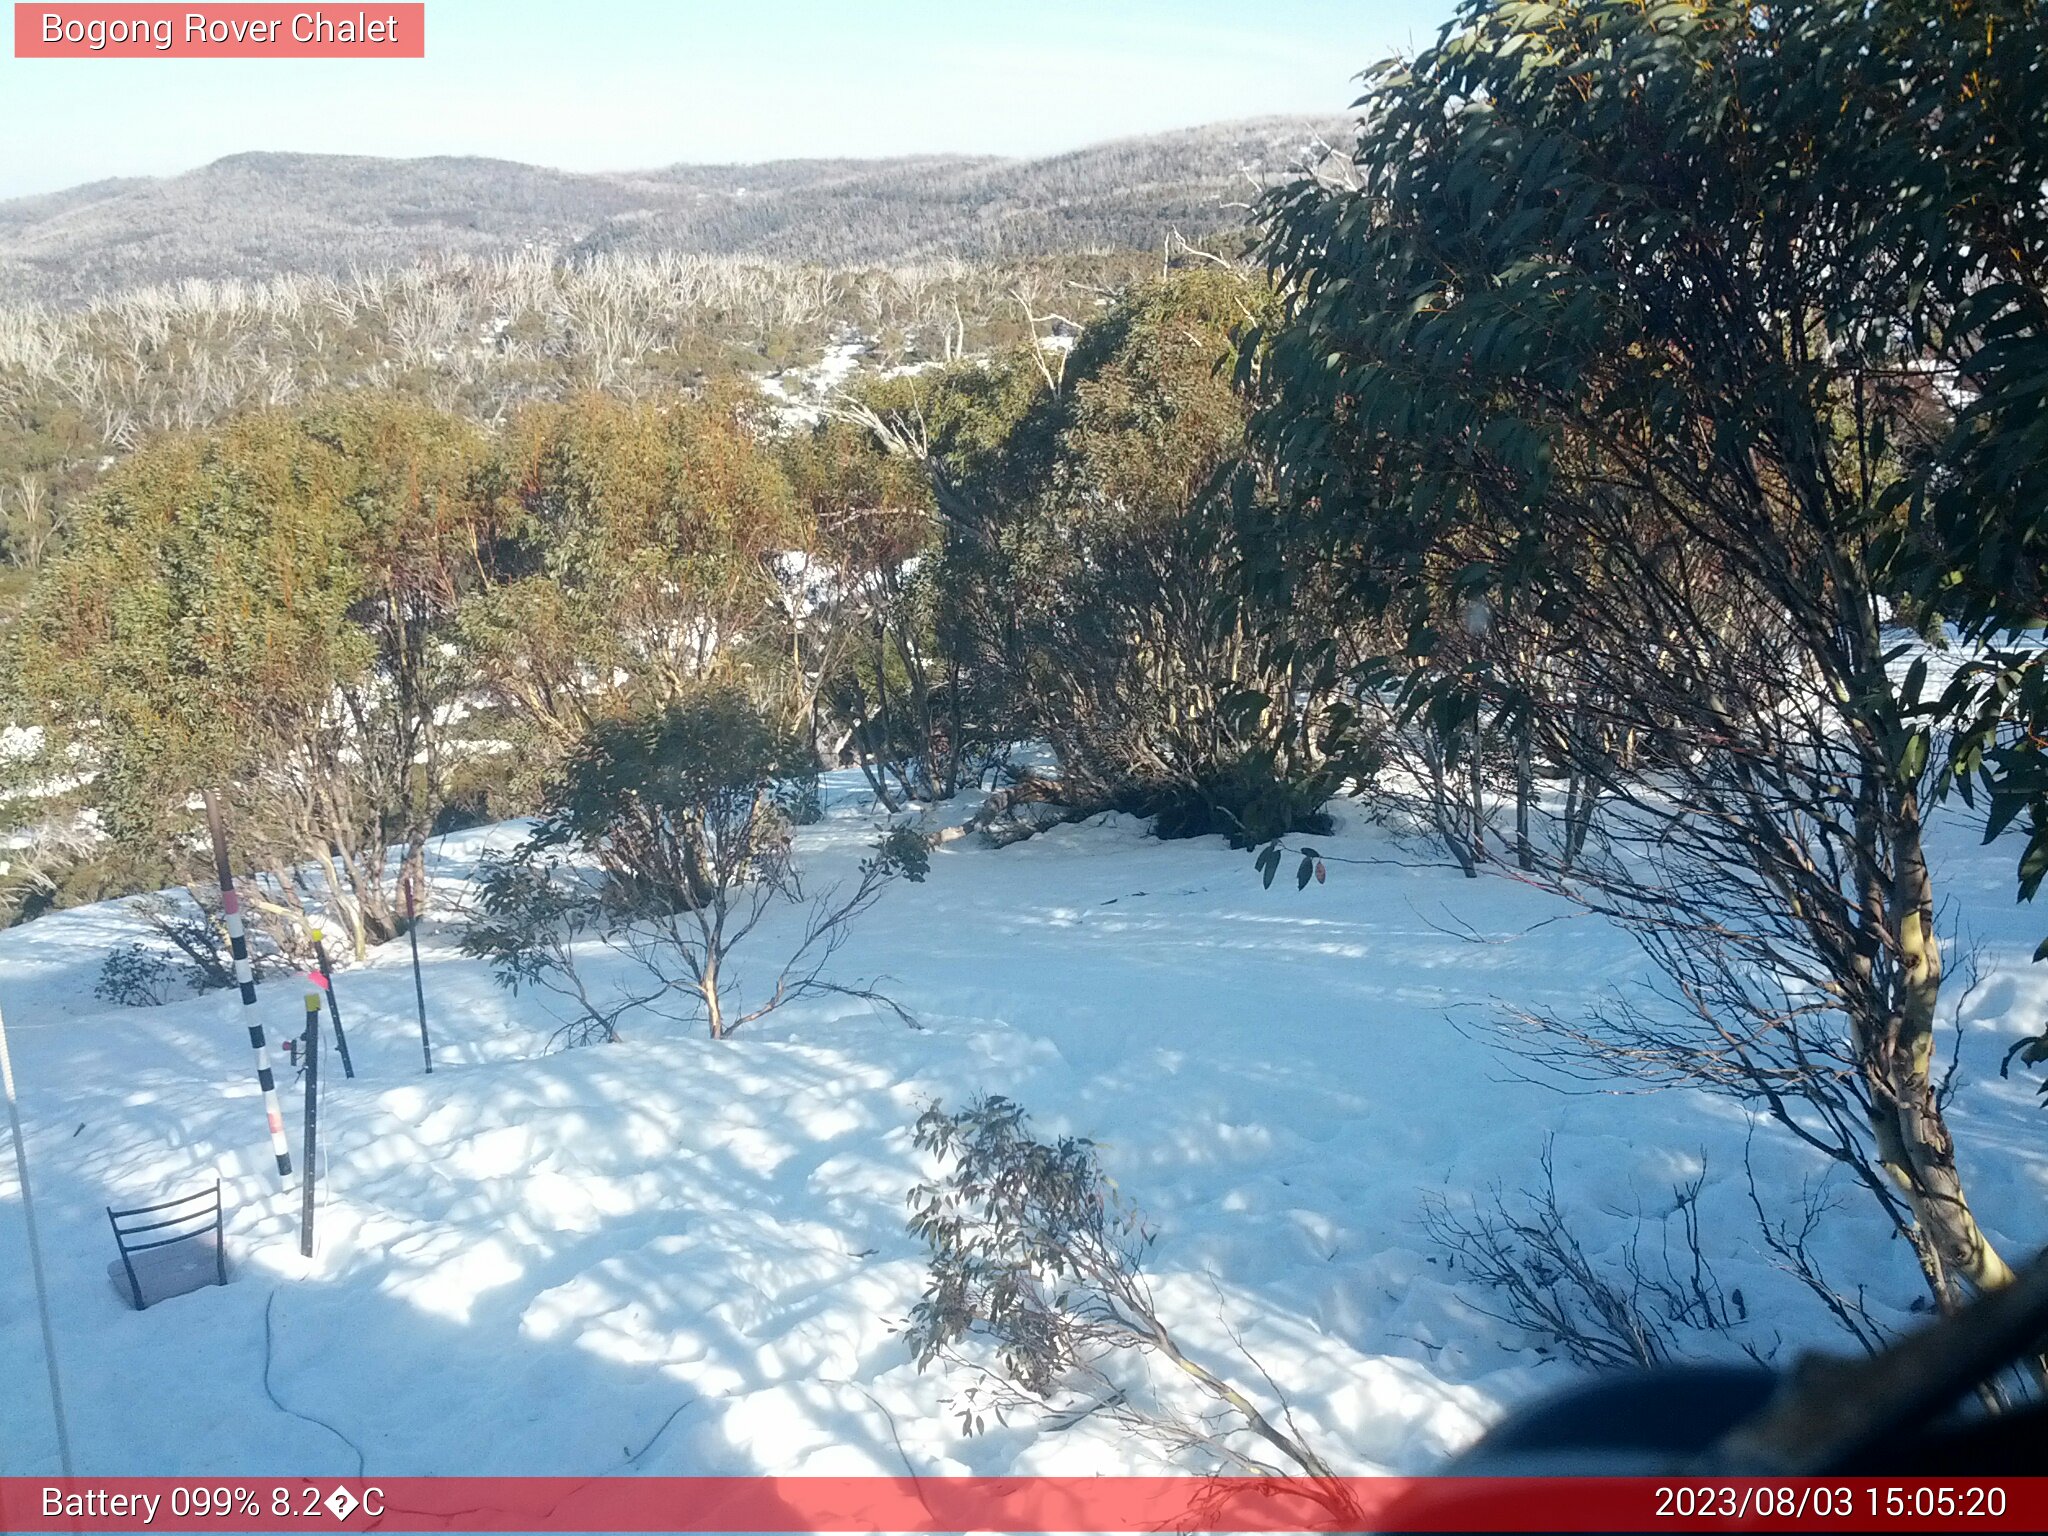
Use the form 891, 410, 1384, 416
0, 996, 76, 1478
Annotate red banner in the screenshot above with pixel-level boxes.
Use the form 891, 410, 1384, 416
13, 5, 424, 58
0, 1477, 2043, 1532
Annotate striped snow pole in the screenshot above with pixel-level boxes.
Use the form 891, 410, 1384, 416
203, 790, 291, 1182
307, 924, 355, 1080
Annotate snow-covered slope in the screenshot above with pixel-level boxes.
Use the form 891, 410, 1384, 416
2, 776, 2043, 1477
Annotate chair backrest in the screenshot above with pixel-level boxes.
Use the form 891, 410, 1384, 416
107, 1180, 226, 1311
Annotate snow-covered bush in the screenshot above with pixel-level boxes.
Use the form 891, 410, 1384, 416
905, 1096, 1345, 1496
494, 689, 925, 1038
459, 848, 648, 1048
1419, 1142, 1751, 1371
94, 942, 175, 1007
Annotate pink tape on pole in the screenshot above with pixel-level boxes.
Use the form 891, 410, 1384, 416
221, 890, 240, 915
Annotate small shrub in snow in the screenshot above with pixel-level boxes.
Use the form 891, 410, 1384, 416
1134, 749, 1350, 849
905, 1095, 1348, 1504
873, 822, 931, 883
95, 942, 176, 1007
482, 689, 925, 1039
133, 897, 240, 993
775, 769, 826, 827
541, 689, 803, 922
1419, 1140, 1753, 1371
121, 891, 300, 994
459, 849, 651, 1048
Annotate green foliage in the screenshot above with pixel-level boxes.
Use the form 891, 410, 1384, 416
1137, 750, 1345, 849
458, 845, 632, 1048
19, 412, 364, 837
4, 842, 181, 929
498, 690, 915, 1039
459, 389, 800, 764
1245, 0, 2045, 1296
904, 1095, 1152, 1408
13, 397, 489, 943
773, 769, 825, 828
535, 687, 801, 916
462, 849, 600, 993
872, 821, 932, 884
94, 942, 175, 1007
1250, 0, 2045, 741
896, 268, 1355, 841
1245, 0, 2048, 826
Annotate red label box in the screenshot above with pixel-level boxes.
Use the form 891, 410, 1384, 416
13, 4, 425, 58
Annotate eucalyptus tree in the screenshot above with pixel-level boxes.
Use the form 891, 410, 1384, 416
838, 269, 1365, 843
17, 397, 489, 954
1249, 0, 2042, 1307
457, 387, 799, 781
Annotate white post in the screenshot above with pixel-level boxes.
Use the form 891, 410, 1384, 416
0, 995, 75, 1477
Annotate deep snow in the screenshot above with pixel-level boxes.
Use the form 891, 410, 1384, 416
2, 775, 2044, 1478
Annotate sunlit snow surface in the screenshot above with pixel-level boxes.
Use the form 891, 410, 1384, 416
2, 772, 2044, 1477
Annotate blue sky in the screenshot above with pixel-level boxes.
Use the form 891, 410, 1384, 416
0, 1, 1453, 198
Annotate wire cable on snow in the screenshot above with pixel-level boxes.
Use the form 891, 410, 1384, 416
262, 1288, 366, 1477
622, 1398, 696, 1466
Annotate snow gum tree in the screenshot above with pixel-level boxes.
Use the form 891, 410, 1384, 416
779, 414, 967, 806
457, 388, 799, 782
837, 269, 1370, 845
1248, 0, 2041, 1308
518, 687, 926, 1038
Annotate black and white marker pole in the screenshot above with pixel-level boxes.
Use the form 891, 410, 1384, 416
204, 789, 291, 1181
307, 923, 354, 1079
299, 992, 321, 1260
405, 874, 433, 1075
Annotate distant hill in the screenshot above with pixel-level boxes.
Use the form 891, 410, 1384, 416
0, 117, 1349, 306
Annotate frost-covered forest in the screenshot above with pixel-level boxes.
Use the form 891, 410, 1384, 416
0, 116, 1343, 305
4, 0, 2048, 1493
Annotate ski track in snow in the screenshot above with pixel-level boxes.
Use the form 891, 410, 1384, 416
2, 772, 2044, 1477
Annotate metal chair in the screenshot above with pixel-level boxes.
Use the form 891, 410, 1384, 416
106, 1180, 228, 1311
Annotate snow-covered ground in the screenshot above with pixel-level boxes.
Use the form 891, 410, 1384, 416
2, 774, 2044, 1478
759, 339, 874, 428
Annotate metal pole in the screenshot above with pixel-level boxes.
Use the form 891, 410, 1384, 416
0, 996, 76, 1478
406, 876, 433, 1075
203, 790, 291, 1180
308, 925, 354, 1080
298, 993, 321, 1260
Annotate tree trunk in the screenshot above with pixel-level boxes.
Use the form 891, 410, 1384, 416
1466, 721, 1487, 866
1515, 717, 1535, 872
1420, 734, 1478, 878
1869, 787, 2016, 1304
315, 844, 368, 961
701, 951, 724, 1040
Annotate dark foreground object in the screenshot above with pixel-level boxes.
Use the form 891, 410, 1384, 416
1445, 1247, 2048, 1480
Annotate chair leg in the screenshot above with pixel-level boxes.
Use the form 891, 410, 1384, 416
107, 1207, 145, 1311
